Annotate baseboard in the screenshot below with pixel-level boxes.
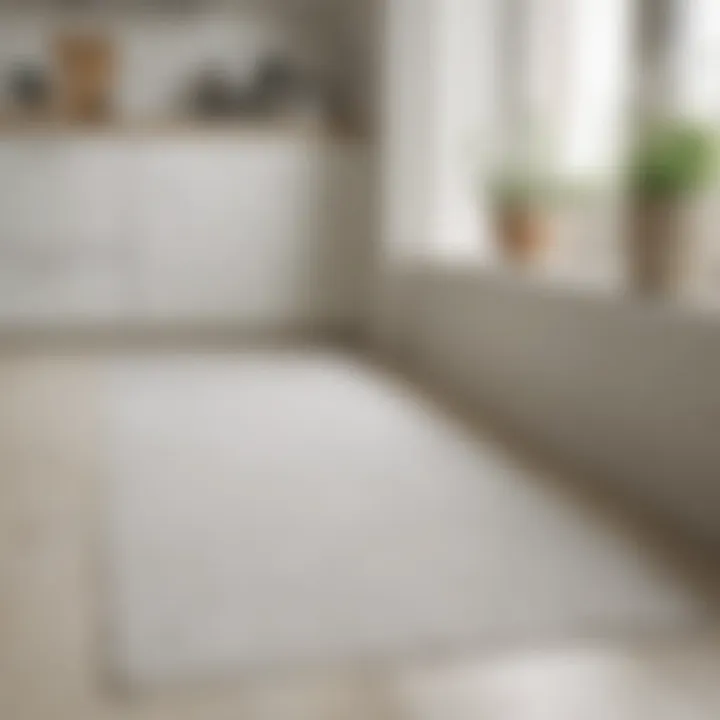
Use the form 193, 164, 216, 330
0, 320, 365, 354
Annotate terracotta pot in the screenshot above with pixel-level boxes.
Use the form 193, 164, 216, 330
628, 199, 697, 297
494, 204, 552, 266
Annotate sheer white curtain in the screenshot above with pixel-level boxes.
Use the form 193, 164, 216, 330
676, 0, 720, 121
429, 0, 633, 270
560, 0, 632, 177
431, 0, 497, 259
551, 0, 632, 283
382, 0, 634, 270
381, 0, 439, 262
677, 0, 720, 294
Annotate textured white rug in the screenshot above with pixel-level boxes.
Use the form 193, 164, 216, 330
103, 351, 707, 689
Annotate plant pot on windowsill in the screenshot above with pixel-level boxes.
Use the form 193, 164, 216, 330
627, 121, 718, 298
493, 200, 552, 266
628, 196, 700, 297
488, 175, 569, 268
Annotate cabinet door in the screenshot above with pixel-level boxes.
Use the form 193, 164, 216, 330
229, 139, 325, 325
135, 140, 233, 320
0, 140, 130, 322
137, 138, 324, 324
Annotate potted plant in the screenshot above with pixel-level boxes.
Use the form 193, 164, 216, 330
487, 167, 571, 267
627, 120, 718, 296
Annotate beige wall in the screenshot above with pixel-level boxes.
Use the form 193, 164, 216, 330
377, 268, 720, 550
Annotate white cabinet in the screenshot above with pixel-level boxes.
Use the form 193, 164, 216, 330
0, 140, 131, 321
135, 138, 325, 324
0, 136, 369, 327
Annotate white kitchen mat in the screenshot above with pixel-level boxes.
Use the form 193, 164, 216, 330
103, 351, 708, 690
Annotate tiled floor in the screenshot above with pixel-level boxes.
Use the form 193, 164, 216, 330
1, 348, 719, 720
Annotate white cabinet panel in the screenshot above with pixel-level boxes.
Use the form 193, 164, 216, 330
137, 138, 325, 324
0, 140, 133, 321
0, 137, 370, 327
0, 142, 65, 244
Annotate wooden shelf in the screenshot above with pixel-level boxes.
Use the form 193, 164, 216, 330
0, 117, 369, 142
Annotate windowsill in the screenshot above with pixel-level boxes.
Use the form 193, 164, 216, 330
406, 255, 720, 326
